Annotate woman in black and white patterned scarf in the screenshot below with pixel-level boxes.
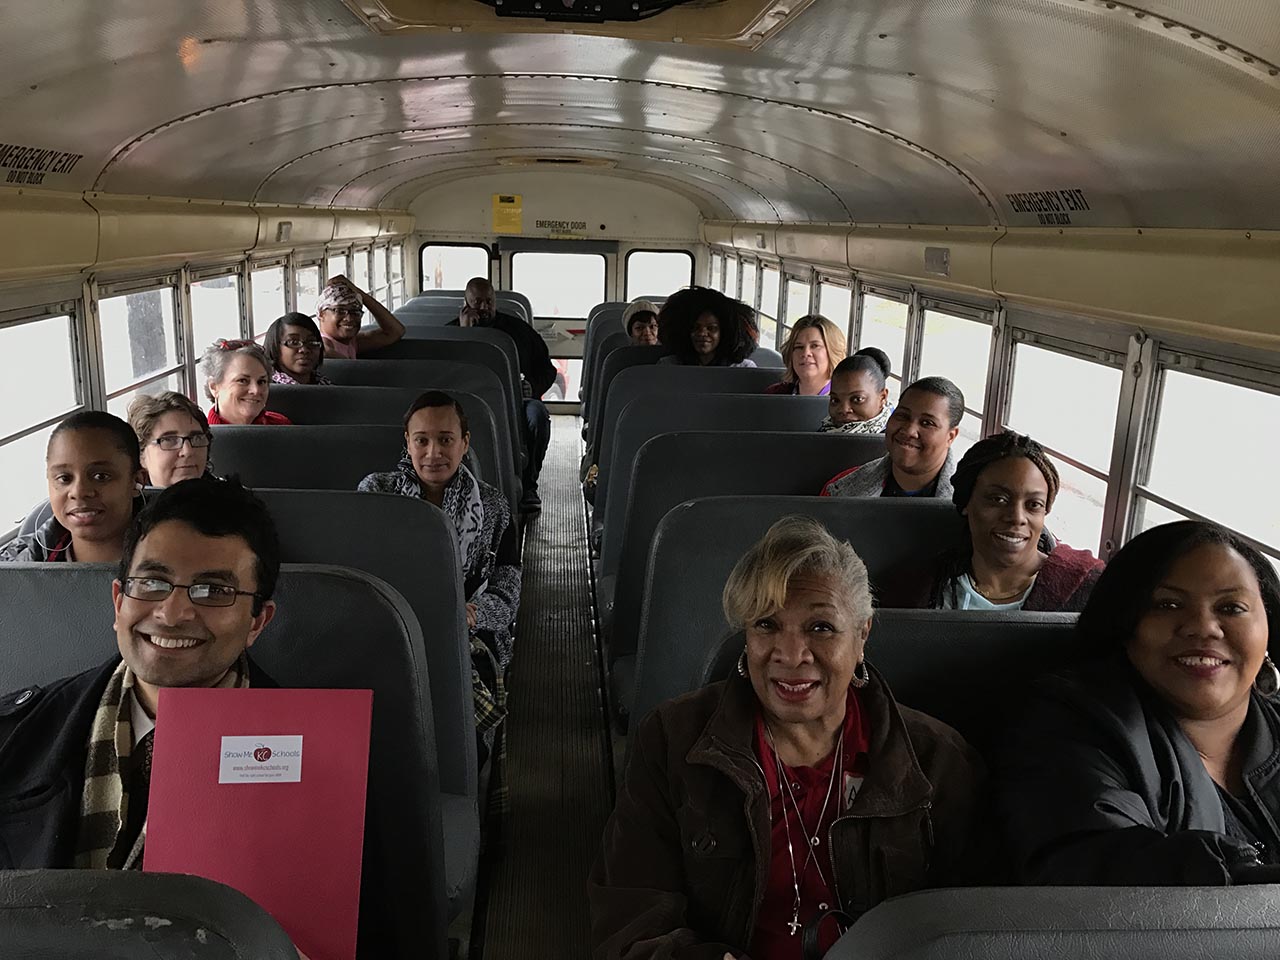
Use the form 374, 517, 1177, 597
357, 392, 521, 753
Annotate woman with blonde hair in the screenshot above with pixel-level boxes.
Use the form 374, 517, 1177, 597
765, 315, 848, 396
590, 516, 983, 960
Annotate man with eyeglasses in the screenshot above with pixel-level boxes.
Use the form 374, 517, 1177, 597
0, 476, 280, 870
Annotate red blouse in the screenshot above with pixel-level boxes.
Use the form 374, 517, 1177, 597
750, 692, 870, 960
206, 407, 293, 426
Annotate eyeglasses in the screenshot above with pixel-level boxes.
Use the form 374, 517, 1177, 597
151, 432, 211, 451
282, 338, 323, 350
325, 306, 363, 318
123, 576, 262, 608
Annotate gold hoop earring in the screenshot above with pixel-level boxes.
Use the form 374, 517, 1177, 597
1257, 654, 1280, 697
850, 660, 870, 689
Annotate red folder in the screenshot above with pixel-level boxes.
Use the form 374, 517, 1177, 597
144, 688, 373, 960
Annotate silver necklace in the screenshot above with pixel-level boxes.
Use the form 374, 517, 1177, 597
766, 724, 844, 936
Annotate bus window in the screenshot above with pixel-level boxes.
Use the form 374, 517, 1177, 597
818, 282, 852, 336
740, 261, 757, 309
353, 249, 371, 291
390, 244, 404, 308
1, 424, 57, 527
0, 314, 80, 445
420, 244, 488, 292
917, 308, 992, 457
106, 373, 185, 419
760, 266, 780, 322
190, 274, 242, 348
98, 286, 182, 400
0, 314, 80, 522
327, 253, 348, 280
295, 265, 321, 318
625, 250, 692, 301
250, 265, 286, 337
723, 257, 739, 301
858, 292, 908, 399
1139, 370, 1280, 556
1007, 342, 1122, 553
510, 252, 605, 319
784, 279, 811, 326
373, 246, 389, 304
709, 253, 723, 293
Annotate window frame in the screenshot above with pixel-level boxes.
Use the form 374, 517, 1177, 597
186, 266, 247, 361
722, 252, 740, 300
917, 296, 995, 422
781, 270, 815, 339
0, 303, 89, 446
94, 274, 187, 405
247, 257, 290, 340
417, 241, 493, 292
816, 274, 855, 348
509, 250, 608, 320
1127, 347, 1280, 565
623, 248, 694, 302
856, 282, 911, 387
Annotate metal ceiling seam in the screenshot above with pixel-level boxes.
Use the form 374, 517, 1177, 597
331, 144, 780, 217
251, 121, 851, 217
89, 72, 998, 221
1041, 0, 1280, 82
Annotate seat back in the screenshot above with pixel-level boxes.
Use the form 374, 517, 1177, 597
210, 422, 490, 496
595, 390, 821, 532
626, 497, 958, 724
407, 290, 531, 322
259, 387, 519, 512
394, 305, 458, 327
362, 337, 519, 417
586, 345, 666, 455
0, 562, 449, 960
827, 886, 1280, 960
601, 432, 885, 671
0, 870, 298, 959
315, 360, 522, 478
374, 326, 521, 401
699, 609, 1078, 752
582, 329, 632, 422
580, 306, 629, 402
750, 344, 784, 367
253, 489, 474, 800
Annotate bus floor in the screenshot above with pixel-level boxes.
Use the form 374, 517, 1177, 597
469, 415, 614, 960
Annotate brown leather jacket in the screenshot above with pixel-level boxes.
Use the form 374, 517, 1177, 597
589, 671, 986, 960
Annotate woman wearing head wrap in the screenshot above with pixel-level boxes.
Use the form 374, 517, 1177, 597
622, 300, 660, 346
317, 274, 405, 359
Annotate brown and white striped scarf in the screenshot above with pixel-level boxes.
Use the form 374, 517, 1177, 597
74, 656, 249, 870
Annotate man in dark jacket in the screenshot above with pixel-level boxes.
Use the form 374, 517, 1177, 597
0, 476, 280, 870
457, 276, 555, 510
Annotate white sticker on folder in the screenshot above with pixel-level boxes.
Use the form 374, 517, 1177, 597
219, 735, 303, 784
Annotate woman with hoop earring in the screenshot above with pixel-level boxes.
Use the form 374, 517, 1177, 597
589, 516, 984, 960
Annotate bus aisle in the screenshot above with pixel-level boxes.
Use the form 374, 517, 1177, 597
474, 414, 613, 958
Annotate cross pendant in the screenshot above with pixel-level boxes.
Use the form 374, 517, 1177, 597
788, 913, 801, 936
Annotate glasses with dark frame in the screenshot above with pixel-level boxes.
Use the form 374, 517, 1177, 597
282, 337, 323, 350
122, 577, 263, 608
150, 432, 211, 451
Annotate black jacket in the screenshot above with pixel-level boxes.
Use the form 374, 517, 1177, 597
451, 311, 557, 398
0, 656, 276, 869
995, 655, 1280, 885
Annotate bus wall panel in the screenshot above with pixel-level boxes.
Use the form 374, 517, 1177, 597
90, 194, 259, 269
408, 169, 701, 244
845, 226, 999, 297
0, 189, 99, 281
776, 224, 854, 271
992, 228, 1280, 349
253, 206, 337, 253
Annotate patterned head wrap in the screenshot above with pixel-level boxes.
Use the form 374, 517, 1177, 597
317, 281, 363, 314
